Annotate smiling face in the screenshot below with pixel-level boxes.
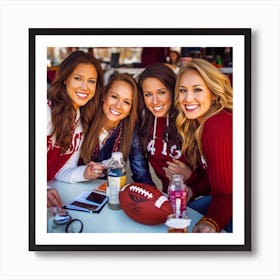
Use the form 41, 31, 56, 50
178, 70, 215, 123
102, 80, 133, 128
65, 63, 98, 109
142, 77, 172, 117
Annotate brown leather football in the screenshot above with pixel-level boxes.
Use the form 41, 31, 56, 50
119, 183, 173, 225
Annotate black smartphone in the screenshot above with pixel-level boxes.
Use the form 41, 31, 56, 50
86, 191, 107, 204
70, 201, 99, 211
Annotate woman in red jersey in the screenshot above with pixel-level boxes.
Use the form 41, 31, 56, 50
47, 50, 103, 207
137, 64, 203, 194
175, 58, 233, 233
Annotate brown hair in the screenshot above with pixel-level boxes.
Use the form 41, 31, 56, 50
137, 63, 179, 154
80, 73, 139, 163
47, 51, 104, 153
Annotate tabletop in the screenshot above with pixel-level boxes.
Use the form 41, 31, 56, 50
47, 179, 204, 233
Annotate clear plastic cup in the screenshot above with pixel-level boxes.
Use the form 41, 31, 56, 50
165, 214, 191, 233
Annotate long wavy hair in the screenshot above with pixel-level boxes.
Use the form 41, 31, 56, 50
80, 73, 139, 163
47, 50, 104, 154
137, 63, 179, 154
175, 58, 233, 168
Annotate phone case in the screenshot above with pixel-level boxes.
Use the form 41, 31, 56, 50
86, 192, 107, 204
63, 191, 108, 213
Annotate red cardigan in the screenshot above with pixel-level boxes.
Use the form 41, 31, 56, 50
191, 110, 232, 231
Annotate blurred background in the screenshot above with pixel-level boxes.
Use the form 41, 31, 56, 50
47, 46, 233, 86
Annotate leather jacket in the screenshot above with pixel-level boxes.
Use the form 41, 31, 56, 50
96, 128, 155, 185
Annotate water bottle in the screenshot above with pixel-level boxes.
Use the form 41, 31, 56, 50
167, 174, 188, 215
107, 152, 127, 210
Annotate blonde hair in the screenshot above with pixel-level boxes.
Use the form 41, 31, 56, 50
174, 58, 233, 168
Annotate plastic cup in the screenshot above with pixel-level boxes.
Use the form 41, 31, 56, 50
165, 214, 191, 233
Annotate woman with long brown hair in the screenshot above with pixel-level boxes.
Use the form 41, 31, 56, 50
47, 50, 103, 206
137, 63, 202, 193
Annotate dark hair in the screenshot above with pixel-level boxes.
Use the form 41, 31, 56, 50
169, 50, 180, 64
80, 72, 139, 163
48, 50, 104, 153
137, 63, 179, 153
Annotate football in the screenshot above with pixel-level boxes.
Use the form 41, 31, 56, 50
119, 183, 173, 225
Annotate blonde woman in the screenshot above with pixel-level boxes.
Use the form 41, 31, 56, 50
175, 58, 233, 233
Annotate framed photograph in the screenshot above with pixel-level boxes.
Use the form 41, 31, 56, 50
29, 28, 251, 251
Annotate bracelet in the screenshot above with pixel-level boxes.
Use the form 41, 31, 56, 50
196, 217, 220, 232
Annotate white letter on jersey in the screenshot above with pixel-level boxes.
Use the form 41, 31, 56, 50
147, 139, 156, 155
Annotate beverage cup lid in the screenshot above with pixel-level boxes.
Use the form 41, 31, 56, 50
165, 217, 191, 229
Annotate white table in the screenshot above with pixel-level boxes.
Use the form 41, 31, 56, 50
47, 179, 203, 233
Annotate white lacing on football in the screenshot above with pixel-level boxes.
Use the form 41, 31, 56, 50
129, 185, 153, 199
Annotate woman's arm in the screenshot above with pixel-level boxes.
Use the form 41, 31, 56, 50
54, 148, 88, 183
48, 103, 88, 183
199, 112, 233, 231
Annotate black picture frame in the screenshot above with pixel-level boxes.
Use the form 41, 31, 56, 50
29, 28, 251, 251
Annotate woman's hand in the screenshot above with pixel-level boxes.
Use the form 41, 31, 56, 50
192, 221, 217, 233
164, 159, 192, 181
84, 161, 104, 180
47, 188, 63, 208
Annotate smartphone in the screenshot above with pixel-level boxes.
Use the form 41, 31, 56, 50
86, 191, 107, 204
70, 201, 99, 211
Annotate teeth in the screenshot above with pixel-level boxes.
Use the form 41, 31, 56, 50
110, 109, 120, 115
76, 92, 88, 99
186, 104, 199, 110
153, 106, 163, 111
